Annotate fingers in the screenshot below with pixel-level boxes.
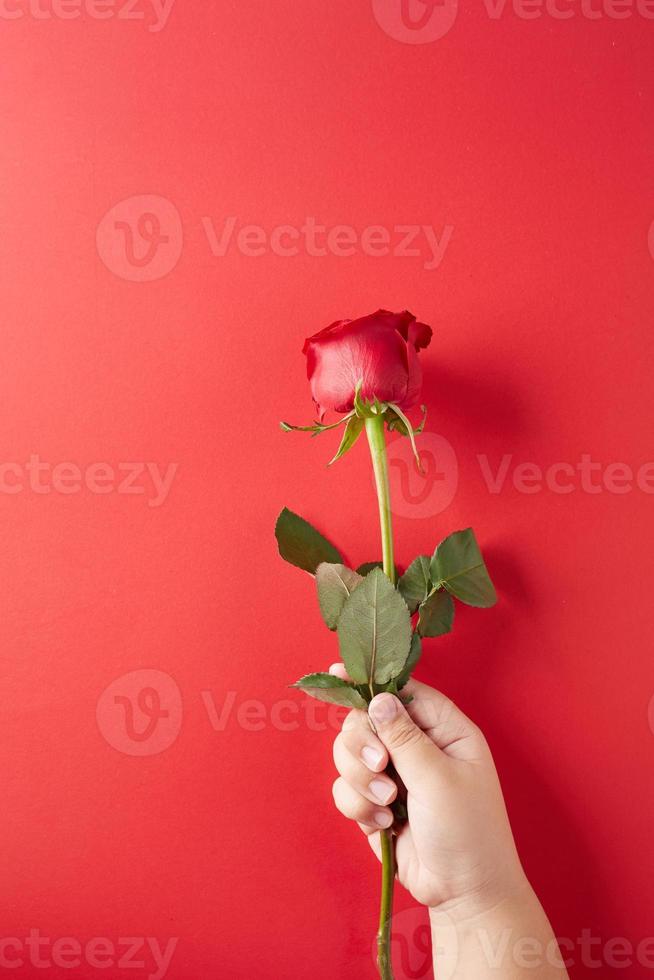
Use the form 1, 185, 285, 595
332, 777, 394, 834
334, 705, 389, 769
328, 664, 487, 826
400, 679, 486, 761
332, 700, 396, 836
333, 728, 396, 806
330, 662, 482, 761
368, 693, 444, 799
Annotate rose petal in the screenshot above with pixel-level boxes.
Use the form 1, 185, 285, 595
302, 309, 432, 416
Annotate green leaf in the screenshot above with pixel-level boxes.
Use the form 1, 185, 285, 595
355, 561, 400, 578
387, 404, 427, 437
337, 568, 412, 687
353, 380, 385, 419
395, 631, 422, 689
388, 403, 423, 472
414, 405, 428, 434
292, 673, 368, 709
356, 561, 383, 576
328, 415, 364, 465
386, 412, 408, 435
353, 380, 370, 418
280, 412, 354, 435
315, 563, 363, 630
418, 590, 455, 637
431, 528, 497, 608
275, 508, 342, 574
398, 556, 432, 614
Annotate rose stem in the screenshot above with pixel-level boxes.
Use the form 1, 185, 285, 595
364, 416, 396, 586
364, 414, 396, 980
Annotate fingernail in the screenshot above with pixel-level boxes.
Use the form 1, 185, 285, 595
374, 810, 393, 829
369, 693, 399, 725
361, 746, 384, 770
370, 779, 395, 805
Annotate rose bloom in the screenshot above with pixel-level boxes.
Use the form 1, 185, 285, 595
303, 309, 432, 418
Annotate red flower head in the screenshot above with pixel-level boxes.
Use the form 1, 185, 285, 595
302, 309, 432, 419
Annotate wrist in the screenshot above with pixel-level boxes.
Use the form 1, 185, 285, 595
428, 871, 535, 928
429, 877, 568, 979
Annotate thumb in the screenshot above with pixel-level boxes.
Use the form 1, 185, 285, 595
368, 692, 442, 796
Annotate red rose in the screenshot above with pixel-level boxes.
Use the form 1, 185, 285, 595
303, 310, 432, 418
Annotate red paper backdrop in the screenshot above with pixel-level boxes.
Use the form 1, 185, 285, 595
1, 2, 653, 978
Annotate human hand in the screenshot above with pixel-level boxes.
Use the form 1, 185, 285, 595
330, 666, 529, 916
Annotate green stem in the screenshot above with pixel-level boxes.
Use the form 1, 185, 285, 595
376, 827, 396, 980
364, 416, 396, 585
364, 414, 396, 980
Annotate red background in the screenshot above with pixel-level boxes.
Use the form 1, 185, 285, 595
1, 2, 653, 978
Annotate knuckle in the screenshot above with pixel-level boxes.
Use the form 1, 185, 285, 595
354, 798, 373, 822
387, 719, 424, 752
359, 822, 378, 838
341, 709, 363, 733
332, 778, 372, 823
333, 732, 359, 772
